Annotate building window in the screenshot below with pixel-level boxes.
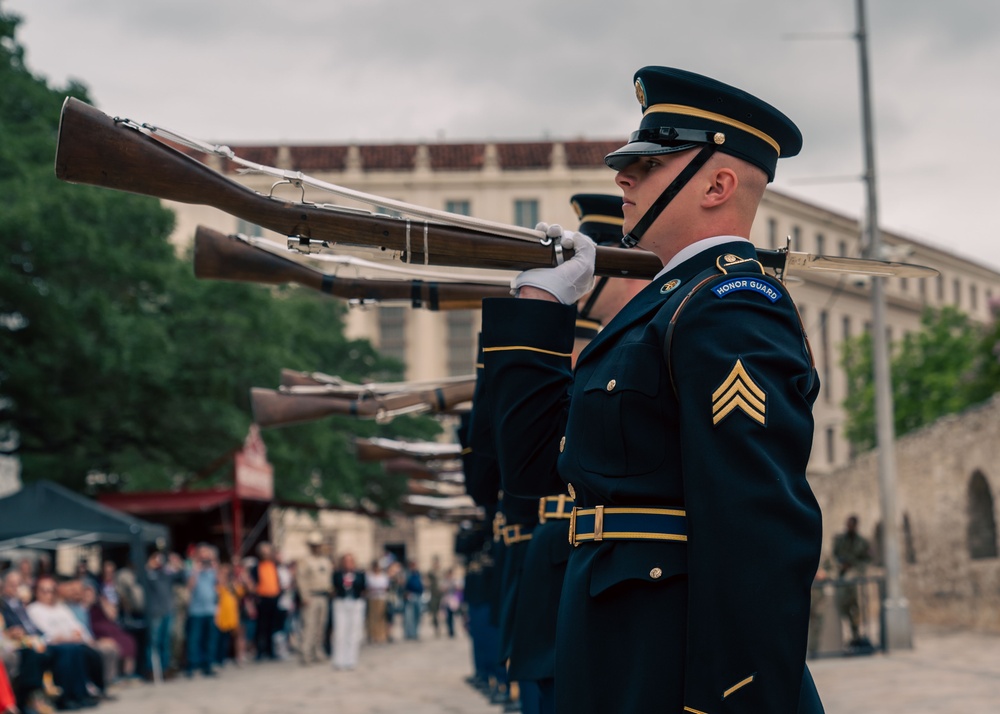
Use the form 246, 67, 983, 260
767, 218, 778, 249
841, 315, 851, 342
236, 219, 263, 237
377, 306, 407, 363
900, 277, 908, 293
839, 239, 849, 257
937, 274, 945, 302
514, 199, 539, 228
968, 470, 998, 560
815, 233, 825, 256
953, 277, 962, 306
919, 277, 927, 302
446, 311, 476, 376
825, 427, 835, 465
970, 283, 979, 311
820, 310, 831, 403
792, 225, 801, 252
446, 200, 470, 216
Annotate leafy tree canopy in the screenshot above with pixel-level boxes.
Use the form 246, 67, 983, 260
0, 3, 439, 509
841, 304, 1000, 451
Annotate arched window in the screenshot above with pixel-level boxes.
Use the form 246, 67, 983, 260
967, 470, 998, 560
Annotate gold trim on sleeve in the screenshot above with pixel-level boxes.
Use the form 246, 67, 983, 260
482, 345, 573, 358
723, 674, 756, 699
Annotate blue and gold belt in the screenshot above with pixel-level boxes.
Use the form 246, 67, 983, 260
568, 505, 688, 546
501, 523, 535, 546
538, 494, 575, 523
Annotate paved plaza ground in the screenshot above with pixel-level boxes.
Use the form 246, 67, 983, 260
95, 624, 1000, 714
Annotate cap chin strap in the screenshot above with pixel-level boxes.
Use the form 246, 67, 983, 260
621, 144, 718, 249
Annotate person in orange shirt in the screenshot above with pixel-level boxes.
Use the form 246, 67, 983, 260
249, 542, 282, 661
214, 562, 245, 667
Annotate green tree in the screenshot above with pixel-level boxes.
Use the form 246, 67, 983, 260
841, 305, 997, 451
0, 4, 439, 509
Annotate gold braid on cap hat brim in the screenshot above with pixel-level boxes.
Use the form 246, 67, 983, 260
578, 215, 624, 227
642, 103, 780, 154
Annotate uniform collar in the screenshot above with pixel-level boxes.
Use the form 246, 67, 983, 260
576, 239, 756, 367
654, 235, 750, 280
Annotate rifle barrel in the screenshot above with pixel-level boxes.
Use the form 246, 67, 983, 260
56, 98, 663, 278
194, 226, 512, 309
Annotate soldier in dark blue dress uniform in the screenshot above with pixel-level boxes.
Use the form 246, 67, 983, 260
481, 67, 825, 713
505, 194, 647, 714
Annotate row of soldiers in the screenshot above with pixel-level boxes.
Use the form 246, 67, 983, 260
451, 66, 825, 714
454, 193, 646, 713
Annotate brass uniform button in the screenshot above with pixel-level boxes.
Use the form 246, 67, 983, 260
567, 484, 577, 500
559, 436, 566, 453
649, 567, 663, 580
606, 379, 617, 392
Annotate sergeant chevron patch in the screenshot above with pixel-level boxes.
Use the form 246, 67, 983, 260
712, 359, 767, 426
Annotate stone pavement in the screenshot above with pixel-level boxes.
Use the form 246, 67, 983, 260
94, 625, 1000, 714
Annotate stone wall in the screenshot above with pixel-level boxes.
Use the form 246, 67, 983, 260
810, 393, 1000, 632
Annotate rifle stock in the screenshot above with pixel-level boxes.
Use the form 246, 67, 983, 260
280, 369, 326, 388
194, 225, 511, 309
56, 98, 663, 278
251, 381, 475, 428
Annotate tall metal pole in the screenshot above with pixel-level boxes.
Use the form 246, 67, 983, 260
855, 0, 912, 650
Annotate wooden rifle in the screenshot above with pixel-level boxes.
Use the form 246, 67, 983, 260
194, 225, 511, 309
354, 437, 463, 463
55, 98, 658, 278
275, 370, 475, 398
250, 380, 474, 428
55, 97, 937, 280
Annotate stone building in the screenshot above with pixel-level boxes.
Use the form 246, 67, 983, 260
163, 137, 1000, 563
811, 393, 1000, 632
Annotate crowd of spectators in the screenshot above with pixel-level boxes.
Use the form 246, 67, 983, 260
0, 542, 463, 714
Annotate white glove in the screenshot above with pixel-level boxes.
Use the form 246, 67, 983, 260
511, 223, 596, 305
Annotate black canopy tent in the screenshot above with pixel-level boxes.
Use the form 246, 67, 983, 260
0, 480, 169, 567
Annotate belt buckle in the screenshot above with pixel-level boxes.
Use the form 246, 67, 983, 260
568, 506, 579, 546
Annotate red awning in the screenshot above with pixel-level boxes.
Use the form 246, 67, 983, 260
99, 488, 235, 515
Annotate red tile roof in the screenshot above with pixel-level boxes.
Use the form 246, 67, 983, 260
428, 144, 485, 171
359, 144, 418, 171
290, 146, 349, 172
212, 139, 618, 173
497, 142, 554, 170
565, 140, 623, 168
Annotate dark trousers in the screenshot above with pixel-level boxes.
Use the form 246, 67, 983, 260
13, 648, 49, 705
255, 596, 279, 660
186, 614, 218, 674
48, 643, 101, 703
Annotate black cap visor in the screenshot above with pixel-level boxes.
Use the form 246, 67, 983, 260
604, 127, 717, 171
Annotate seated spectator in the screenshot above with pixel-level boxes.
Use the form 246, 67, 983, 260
83, 581, 137, 681
1, 571, 98, 711
61, 578, 121, 689
26, 576, 109, 707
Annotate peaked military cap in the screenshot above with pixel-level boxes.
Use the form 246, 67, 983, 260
605, 66, 802, 181
570, 193, 624, 246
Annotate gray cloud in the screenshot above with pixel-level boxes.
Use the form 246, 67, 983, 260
7, 0, 1000, 269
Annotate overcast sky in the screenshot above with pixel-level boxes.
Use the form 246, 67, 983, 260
8, 0, 1000, 270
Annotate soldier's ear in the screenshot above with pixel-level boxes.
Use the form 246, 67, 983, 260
701, 166, 738, 208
